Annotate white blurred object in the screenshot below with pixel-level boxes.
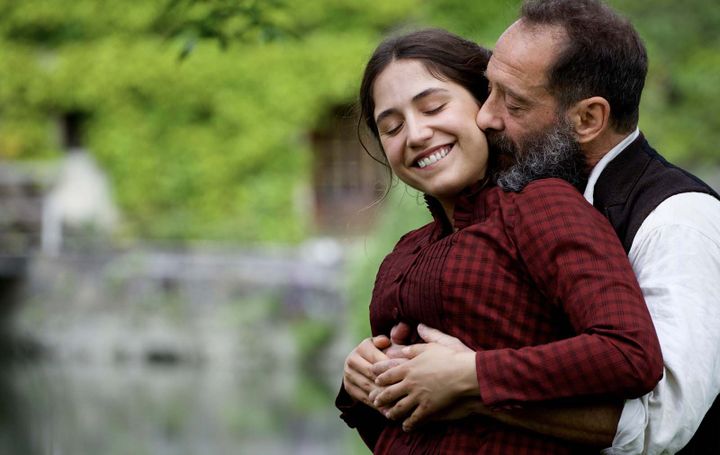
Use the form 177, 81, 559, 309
301, 237, 344, 266
42, 148, 120, 255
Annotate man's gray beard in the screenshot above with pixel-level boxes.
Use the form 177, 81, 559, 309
490, 119, 587, 192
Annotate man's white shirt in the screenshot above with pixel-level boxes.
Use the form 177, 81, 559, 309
585, 129, 720, 455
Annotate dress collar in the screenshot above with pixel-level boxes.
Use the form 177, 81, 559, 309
424, 178, 492, 237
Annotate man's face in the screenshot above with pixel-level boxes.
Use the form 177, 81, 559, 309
478, 20, 569, 164
493, 114, 587, 192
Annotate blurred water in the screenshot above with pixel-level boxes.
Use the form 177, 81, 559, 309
0, 242, 365, 455
0, 359, 356, 455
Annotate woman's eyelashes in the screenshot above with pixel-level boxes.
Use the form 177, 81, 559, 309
376, 116, 402, 136
380, 104, 448, 136
384, 122, 403, 136
423, 103, 446, 115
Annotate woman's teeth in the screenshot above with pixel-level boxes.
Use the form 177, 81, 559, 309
417, 146, 451, 168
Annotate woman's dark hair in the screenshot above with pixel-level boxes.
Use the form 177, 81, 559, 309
358, 28, 492, 168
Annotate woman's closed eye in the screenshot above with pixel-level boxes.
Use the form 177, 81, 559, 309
381, 121, 404, 136
423, 103, 446, 115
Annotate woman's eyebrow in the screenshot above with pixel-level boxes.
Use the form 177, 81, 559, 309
412, 87, 449, 103
375, 87, 449, 124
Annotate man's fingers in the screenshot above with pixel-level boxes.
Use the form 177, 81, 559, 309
384, 395, 417, 421
375, 362, 409, 387
371, 358, 407, 377
373, 381, 408, 409
384, 344, 409, 359
416, 324, 470, 352
368, 386, 381, 404
402, 404, 430, 432
416, 323, 452, 343
399, 343, 429, 359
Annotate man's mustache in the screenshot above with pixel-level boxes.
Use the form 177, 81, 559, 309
485, 130, 518, 171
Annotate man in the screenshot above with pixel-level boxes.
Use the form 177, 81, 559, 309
343, 0, 720, 453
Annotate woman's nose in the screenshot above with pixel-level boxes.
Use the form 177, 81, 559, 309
406, 118, 433, 147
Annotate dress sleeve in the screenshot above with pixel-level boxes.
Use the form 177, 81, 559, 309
474, 178, 663, 410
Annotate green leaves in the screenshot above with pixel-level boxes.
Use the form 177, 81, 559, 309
156, 0, 299, 59
0, 0, 718, 243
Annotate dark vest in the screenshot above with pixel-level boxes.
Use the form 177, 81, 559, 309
592, 134, 720, 453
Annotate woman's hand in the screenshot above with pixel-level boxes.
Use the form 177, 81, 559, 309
342, 335, 392, 408
369, 324, 479, 430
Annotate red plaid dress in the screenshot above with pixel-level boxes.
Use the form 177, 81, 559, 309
337, 178, 662, 454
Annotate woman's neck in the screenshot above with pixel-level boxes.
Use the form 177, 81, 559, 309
437, 198, 456, 230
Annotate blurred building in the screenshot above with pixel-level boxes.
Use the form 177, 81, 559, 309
310, 106, 387, 235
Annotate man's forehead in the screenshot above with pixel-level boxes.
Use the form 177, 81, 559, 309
489, 20, 566, 87
499, 19, 567, 49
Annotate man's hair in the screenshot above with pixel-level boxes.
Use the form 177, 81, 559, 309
521, 0, 647, 132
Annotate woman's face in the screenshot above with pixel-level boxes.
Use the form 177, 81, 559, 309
372, 59, 489, 205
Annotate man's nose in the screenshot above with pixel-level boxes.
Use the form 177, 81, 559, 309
477, 97, 503, 132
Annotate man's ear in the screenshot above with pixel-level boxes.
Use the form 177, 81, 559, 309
569, 96, 611, 144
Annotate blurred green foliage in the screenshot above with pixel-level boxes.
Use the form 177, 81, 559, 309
345, 184, 431, 337
0, 0, 415, 242
0, 0, 718, 243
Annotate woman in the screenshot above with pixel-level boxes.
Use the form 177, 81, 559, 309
337, 29, 662, 454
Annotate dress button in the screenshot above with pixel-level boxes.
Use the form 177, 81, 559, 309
392, 307, 399, 318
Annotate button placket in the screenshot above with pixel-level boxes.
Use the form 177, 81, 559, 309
392, 244, 425, 321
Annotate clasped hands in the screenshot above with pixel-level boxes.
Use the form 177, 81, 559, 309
342, 322, 480, 432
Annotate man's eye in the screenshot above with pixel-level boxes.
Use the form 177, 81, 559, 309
506, 104, 522, 113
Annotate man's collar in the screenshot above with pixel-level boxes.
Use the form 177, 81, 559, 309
583, 128, 640, 204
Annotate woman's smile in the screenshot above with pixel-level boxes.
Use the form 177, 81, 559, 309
371, 59, 489, 214
415, 144, 453, 168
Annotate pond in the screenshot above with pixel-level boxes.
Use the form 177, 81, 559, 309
1, 244, 371, 454
0, 359, 366, 455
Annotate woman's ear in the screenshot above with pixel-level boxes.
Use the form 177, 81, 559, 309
568, 96, 611, 144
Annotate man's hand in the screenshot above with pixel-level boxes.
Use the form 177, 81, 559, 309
369, 324, 478, 431
378, 323, 472, 369
342, 335, 391, 408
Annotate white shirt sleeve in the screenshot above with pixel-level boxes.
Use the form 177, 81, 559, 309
604, 192, 720, 455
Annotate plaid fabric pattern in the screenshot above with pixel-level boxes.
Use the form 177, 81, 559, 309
339, 178, 662, 454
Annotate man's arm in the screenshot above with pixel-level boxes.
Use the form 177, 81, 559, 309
372, 324, 621, 445
457, 398, 621, 447
608, 194, 720, 454
370, 194, 720, 453
371, 182, 662, 442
